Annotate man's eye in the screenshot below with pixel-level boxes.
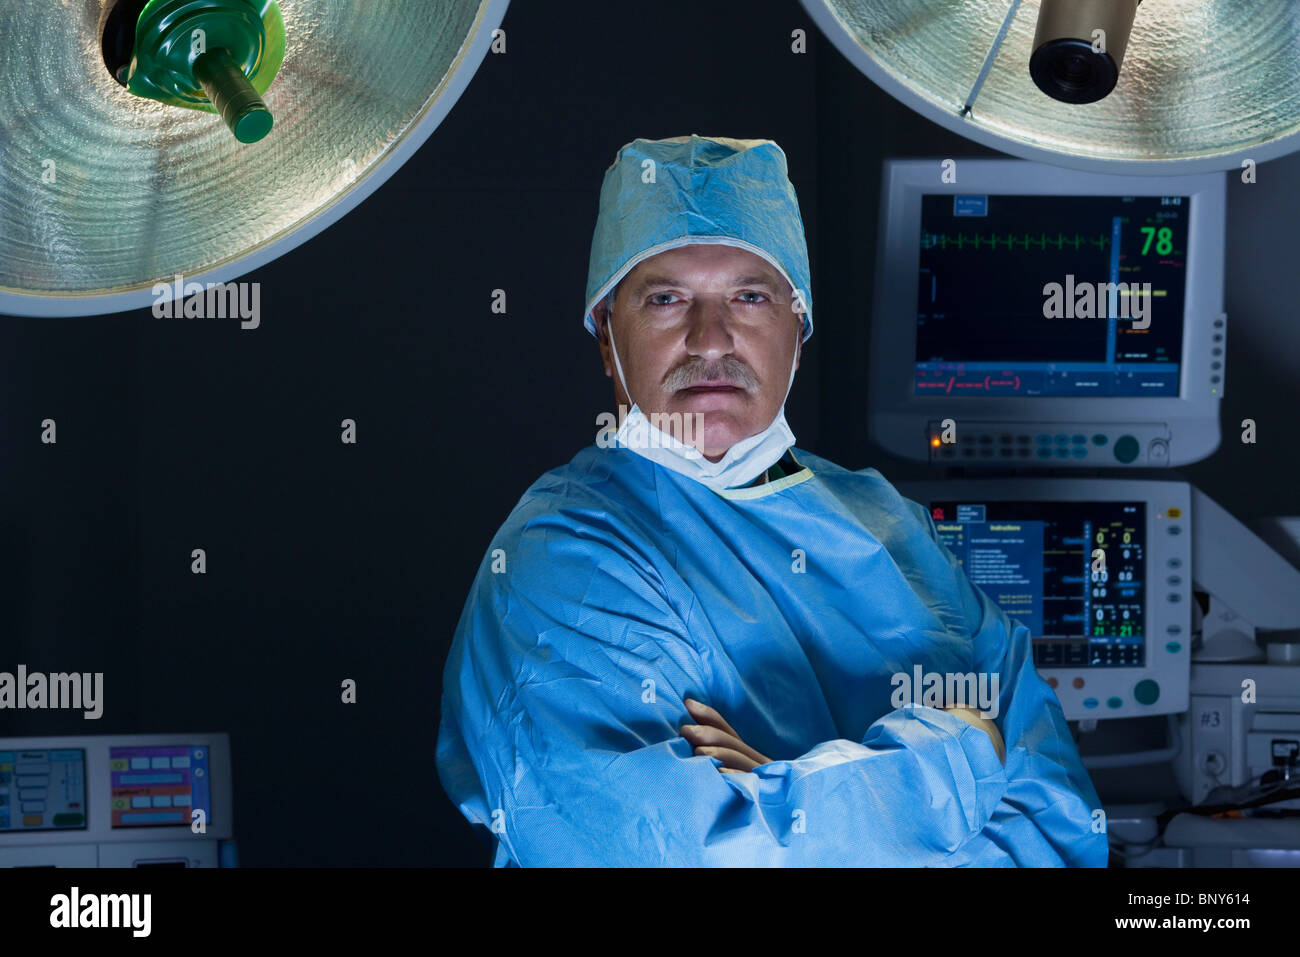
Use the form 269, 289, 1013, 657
738, 291, 769, 304
648, 294, 679, 307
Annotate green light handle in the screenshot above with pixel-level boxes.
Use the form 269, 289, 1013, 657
193, 47, 273, 144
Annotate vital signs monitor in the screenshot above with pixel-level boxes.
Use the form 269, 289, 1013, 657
870, 159, 1226, 467
899, 479, 1192, 720
0, 733, 233, 867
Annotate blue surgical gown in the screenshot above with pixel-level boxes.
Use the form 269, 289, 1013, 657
437, 445, 1108, 866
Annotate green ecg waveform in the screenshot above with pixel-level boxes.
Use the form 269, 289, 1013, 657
921, 232, 1111, 251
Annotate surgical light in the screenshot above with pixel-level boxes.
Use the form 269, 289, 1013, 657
0, 0, 510, 317
800, 0, 1300, 174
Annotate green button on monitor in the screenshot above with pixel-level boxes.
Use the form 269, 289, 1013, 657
1114, 435, 1140, 463
1134, 679, 1160, 705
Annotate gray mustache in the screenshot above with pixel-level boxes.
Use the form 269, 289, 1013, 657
664, 357, 759, 392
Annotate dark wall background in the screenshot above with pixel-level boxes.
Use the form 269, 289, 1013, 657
2, 0, 1296, 865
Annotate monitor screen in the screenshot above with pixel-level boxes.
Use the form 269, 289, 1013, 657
915, 194, 1189, 398
110, 745, 211, 828
0, 748, 87, 832
929, 500, 1146, 668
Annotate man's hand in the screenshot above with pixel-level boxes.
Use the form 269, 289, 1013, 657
680, 698, 772, 773
943, 706, 1007, 765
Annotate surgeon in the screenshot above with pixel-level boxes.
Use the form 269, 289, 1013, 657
437, 134, 1108, 867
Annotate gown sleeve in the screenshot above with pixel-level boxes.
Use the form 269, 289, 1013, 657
437, 503, 1109, 867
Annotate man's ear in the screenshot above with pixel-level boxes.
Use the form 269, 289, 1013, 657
592, 301, 613, 378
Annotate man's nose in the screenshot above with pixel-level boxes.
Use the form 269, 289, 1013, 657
683, 297, 736, 358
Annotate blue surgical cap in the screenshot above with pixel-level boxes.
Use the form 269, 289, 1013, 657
583, 134, 814, 342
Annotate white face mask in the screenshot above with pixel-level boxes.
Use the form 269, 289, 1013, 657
605, 312, 799, 491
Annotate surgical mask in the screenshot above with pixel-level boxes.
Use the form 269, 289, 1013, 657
605, 312, 799, 491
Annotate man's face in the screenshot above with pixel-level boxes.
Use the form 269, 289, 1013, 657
593, 244, 803, 462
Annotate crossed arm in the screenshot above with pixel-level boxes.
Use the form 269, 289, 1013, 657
682, 697, 1007, 771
